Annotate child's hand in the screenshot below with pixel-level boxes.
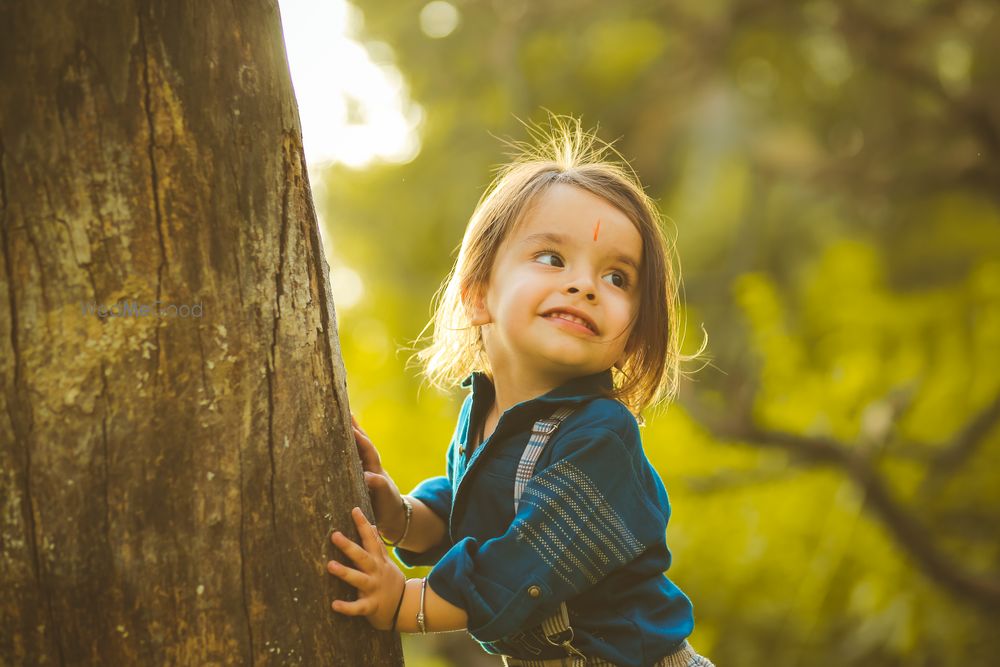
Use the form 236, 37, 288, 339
327, 506, 406, 630
351, 413, 407, 542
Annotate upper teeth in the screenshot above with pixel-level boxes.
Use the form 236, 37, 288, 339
547, 312, 593, 332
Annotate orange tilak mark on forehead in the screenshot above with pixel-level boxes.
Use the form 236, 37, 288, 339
593, 219, 601, 241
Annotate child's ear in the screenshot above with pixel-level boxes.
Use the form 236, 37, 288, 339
462, 284, 491, 326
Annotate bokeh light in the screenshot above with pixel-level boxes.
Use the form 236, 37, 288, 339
419, 1, 460, 39
277, 0, 423, 168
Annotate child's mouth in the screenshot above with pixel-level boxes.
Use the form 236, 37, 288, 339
543, 312, 598, 335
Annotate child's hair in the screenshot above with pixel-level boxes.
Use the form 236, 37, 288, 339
409, 114, 689, 421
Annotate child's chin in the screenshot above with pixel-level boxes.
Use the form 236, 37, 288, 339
536, 352, 600, 375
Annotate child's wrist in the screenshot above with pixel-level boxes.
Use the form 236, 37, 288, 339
394, 577, 422, 633
389, 576, 407, 632
380, 495, 412, 547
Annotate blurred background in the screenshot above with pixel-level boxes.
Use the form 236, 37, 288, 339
277, 1, 1000, 665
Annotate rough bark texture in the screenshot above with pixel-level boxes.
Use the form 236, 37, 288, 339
0, 1, 404, 664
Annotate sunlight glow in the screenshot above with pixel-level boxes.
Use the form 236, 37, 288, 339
330, 265, 365, 309
277, 0, 423, 168
419, 1, 460, 39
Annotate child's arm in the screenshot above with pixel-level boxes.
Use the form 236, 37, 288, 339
352, 414, 447, 554
417, 420, 671, 643
393, 576, 468, 633
329, 506, 467, 632
390, 496, 448, 554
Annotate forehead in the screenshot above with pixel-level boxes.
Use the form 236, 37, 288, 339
510, 183, 643, 259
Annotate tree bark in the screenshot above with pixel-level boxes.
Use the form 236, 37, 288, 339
0, 1, 403, 664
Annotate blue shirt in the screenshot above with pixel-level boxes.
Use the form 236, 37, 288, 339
397, 370, 695, 667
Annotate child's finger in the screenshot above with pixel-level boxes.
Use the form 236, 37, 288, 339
327, 559, 371, 590
353, 427, 382, 473
330, 530, 376, 574
331, 597, 375, 616
351, 507, 384, 556
364, 472, 392, 498
351, 412, 367, 434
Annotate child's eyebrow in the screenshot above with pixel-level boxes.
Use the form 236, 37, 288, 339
521, 232, 567, 248
521, 232, 640, 273
611, 252, 641, 274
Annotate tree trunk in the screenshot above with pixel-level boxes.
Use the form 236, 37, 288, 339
0, 1, 403, 664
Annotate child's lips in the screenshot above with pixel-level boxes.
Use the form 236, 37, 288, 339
543, 312, 598, 335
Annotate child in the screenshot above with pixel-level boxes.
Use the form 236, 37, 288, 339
327, 117, 714, 667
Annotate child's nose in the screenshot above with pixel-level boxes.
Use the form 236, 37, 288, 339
567, 286, 596, 301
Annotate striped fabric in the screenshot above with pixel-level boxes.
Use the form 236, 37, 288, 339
518, 459, 646, 588
501, 639, 717, 667
512, 407, 584, 661
502, 409, 716, 667
513, 406, 577, 512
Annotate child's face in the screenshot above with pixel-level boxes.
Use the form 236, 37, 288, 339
468, 183, 642, 387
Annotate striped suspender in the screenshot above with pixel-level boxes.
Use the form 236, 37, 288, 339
513, 406, 576, 512
514, 406, 587, 664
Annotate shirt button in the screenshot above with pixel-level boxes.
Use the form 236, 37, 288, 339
527, 585, 541, 598
458, 445, 466, 456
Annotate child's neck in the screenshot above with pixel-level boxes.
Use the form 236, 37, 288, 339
476, 374, 555, 446
488, 364, 573, 418
476, 364, 594, 448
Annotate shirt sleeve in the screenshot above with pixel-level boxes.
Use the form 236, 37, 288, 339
426, 424, 666, 643
395, 475, 453, 567
394, 394, 471, 567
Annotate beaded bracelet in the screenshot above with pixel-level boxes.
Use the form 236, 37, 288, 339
381, 496, 413, 548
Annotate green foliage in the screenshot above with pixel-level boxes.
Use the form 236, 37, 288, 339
316, 1, 1000, 664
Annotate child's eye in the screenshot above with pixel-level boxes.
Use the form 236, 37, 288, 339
604, 272, 630, 289
534, 251, 564, 267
